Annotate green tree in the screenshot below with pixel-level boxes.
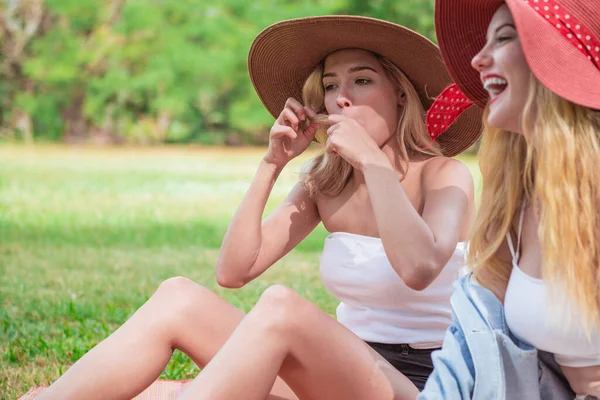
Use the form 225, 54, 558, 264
1, 0, 437, 144
340, 0, 435, 40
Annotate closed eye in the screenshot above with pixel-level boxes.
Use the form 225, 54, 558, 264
494, 24, 516, 43
496, 35, 514, 43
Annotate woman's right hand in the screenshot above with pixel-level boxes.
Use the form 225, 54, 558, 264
263, 98, 320, 168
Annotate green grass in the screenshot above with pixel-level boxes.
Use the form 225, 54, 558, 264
0, 145, 479, 399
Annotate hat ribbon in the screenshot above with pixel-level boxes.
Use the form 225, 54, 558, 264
425, 83, 474, 143
525, 0, 600, 70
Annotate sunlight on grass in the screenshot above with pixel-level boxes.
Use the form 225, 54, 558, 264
0, 144, 479, 398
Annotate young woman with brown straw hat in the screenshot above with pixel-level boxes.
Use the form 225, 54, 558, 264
37, 16, 481, 400
150, 2, 600, 399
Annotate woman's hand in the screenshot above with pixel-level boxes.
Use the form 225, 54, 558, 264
325, 114, 389, 170
263, 98, 319, 168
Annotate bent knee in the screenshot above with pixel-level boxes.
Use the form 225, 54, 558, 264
157, 276, 203, 296
258, 284, 300, 309
155, 276, 215, 312
251, 285, 304, 330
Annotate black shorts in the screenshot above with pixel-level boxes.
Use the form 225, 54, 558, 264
366, 341, 438, 391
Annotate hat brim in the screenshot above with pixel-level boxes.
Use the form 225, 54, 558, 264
435, 0, 502, 109
435, 0, 600, 110
248, 15, 482, 157
509, 0, 600, 110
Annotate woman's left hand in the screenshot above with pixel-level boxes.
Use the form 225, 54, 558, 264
325, 114, 389, 170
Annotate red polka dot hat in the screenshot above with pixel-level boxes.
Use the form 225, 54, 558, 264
434, 0, 600, 110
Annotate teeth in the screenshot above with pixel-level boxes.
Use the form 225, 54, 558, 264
483, 77, 508, 94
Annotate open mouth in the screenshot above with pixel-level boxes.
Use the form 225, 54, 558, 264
483, 77, 508, 101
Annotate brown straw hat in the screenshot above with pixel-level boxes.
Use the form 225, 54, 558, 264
435, 0, 600, 110
248, 15, 483, 157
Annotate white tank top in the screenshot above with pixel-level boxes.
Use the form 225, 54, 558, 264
504, 201, 600, 367
319, 232, 465, 348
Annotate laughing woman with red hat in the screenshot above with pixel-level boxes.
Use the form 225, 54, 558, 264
37, 16, 481, 400
419, 0, 600, 399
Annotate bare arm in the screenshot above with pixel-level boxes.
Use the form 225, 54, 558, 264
363, 158, 474, 290
216, 98, 321, 288
215, 161, 320, 288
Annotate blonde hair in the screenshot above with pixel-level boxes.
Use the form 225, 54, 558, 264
300, 52, 442, 198
468, 76, 600, 334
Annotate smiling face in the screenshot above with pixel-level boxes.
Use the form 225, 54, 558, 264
322, 49, 405, 146
471, 4, 532, 133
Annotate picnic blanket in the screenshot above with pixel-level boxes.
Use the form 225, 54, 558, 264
17, 380, 192, 400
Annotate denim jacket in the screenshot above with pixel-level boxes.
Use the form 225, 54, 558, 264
418, 274, 574, 400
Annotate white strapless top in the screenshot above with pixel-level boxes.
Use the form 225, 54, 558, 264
320, 232, 466, 347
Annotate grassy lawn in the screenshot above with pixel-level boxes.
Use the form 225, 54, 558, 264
0, 145, 479, 399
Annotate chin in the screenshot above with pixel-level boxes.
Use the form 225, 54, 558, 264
487, 110, 522, 133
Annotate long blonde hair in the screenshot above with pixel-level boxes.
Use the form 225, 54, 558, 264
468, 76, 600, 334
300, 52, 442, 198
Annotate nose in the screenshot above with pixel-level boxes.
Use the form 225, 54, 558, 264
336, 87, 353, 109
471, 46, 493, 73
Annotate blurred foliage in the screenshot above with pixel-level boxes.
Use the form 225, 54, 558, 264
0, 0, 435, 144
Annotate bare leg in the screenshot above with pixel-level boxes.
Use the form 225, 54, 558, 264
181, 285, 420, 400
38, 277, 297, 400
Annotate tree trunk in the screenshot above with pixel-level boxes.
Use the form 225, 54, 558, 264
0, 0, 46, 134
11, 109, 32, 142
10, 78, 35, 142
62, 88, 88, 143
156, 111, 171, 142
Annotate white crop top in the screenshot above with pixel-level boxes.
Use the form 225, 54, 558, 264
504, 201, 600, 367
319, 232, 466, 348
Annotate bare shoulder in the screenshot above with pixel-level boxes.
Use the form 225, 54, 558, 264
286, 181, 318, 207
421, 156, 474, 191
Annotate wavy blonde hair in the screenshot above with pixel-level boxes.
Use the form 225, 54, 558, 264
300, 52, 442, 198
468, 76, 600, 334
